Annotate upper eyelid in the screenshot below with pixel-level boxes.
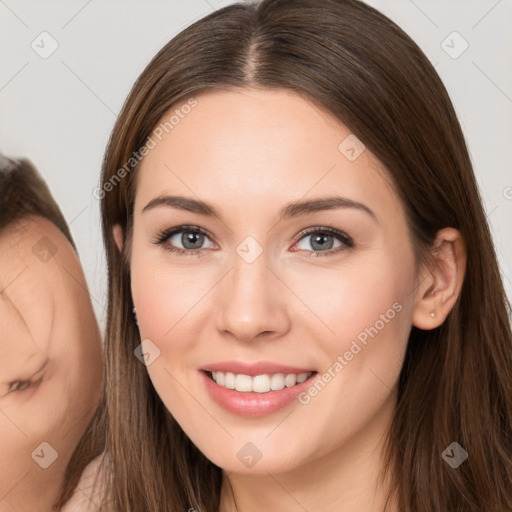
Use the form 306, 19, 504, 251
158, 225, 217, 245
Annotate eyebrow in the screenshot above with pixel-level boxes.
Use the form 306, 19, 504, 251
142, 194, 377, 221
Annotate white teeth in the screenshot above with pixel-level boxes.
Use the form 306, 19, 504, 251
284, 374, 296, 387
252, 374, 270, 393
210, 371, 313, 393
215, 371, 225, 387
270, 373, 285, 390
224, 372, 235, 389
296, 372, 308, 384
235, 374, 252, 392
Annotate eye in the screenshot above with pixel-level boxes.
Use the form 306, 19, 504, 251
7, 380, 31, 393
292, 226, 353, 257
153, 225, 353, 258
153, 225, 216, 256
6, 375, 44, 394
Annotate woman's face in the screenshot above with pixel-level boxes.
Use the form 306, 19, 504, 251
129, 88, 419, 474
0, 216, 103, 508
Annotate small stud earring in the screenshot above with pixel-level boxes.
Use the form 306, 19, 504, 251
132, 307, 139, 325
430, 311, 435, 317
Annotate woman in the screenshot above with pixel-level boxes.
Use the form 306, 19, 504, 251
73, 0, 512, 510
0, 154, 103, 511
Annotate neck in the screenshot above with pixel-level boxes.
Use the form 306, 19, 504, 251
219, 389, 398, 512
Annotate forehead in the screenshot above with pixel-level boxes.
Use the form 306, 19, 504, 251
0, 218, 59, 366
0, 216, 62, 272
0, 216, 70, 322
134, 87, 401, 221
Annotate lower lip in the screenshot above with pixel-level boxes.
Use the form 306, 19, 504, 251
200, 370, 317, 418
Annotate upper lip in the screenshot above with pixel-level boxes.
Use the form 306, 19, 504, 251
201, 361, 316, 376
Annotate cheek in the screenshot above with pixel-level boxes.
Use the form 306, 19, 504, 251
130, 247, 216, 352
130, 252, 218, 424
324, 275, 410, 361
0, 418, 30, 484
0, 386, 67, 483
286, 251, 414, 353
133, 275, 197, 349
289, 253, 415, 415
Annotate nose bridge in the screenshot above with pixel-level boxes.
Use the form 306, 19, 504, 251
215, 239, 289, 340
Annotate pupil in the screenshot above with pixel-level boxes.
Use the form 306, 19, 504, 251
312, 233, 333, 251
183, 232, 203, 249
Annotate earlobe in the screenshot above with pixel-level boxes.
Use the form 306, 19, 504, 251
412, 228, 467, 330
112, 224, 124, 252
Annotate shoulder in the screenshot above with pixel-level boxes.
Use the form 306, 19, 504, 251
59, 453, 109, 512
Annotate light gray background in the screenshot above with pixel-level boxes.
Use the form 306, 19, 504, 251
1, 0, 511, 333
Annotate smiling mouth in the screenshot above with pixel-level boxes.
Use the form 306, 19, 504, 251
205, 370, 318, 393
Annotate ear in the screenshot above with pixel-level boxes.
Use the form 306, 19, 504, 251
412, 228, 467, 330
112, 224, 124, 253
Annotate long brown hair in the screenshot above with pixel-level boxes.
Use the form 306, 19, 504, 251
97, 1, 512, 510
0, 154, 76, 251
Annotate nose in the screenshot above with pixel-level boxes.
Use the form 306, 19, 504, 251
214, 248, 291, 342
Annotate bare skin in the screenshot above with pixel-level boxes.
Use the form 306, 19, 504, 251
110, 87, 465, 512
0, 216, 103, 512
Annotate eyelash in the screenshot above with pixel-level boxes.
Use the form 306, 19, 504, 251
7, 375, 44, 394
8, 380, 31, 393
152, 225, 354, 258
